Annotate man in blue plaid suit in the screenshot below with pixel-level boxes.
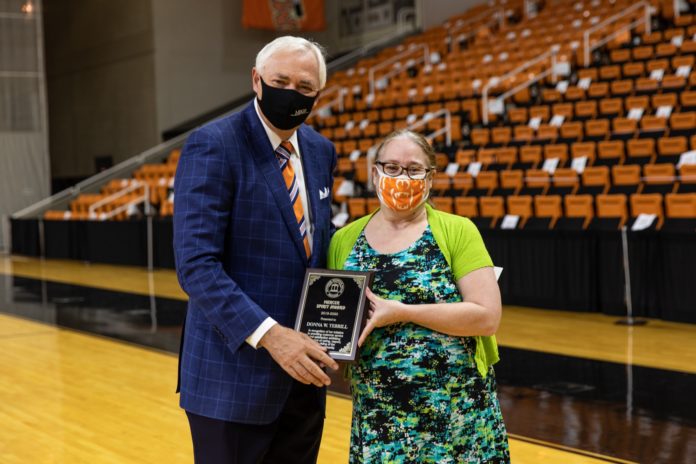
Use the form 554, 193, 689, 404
173, 36, 339, 463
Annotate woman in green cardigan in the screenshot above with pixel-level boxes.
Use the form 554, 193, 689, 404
328, 130, 509, 463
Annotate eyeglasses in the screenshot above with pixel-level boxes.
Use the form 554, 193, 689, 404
266, 77, 319, 97
376, 161, 432, 180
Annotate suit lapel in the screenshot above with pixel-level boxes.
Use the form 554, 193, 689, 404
243, 103, 308, 262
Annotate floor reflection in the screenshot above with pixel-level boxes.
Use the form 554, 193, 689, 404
2, 275, 186, 353
1, 273, 695, 463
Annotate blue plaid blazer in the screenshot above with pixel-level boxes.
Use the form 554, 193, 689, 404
173, 102, 336, 424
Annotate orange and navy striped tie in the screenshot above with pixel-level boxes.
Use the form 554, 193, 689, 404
276, 141, 311, 258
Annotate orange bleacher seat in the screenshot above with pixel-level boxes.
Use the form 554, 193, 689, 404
354, 157, 368, 183
626, 138, 655, 165
559, 122, 583, 142
508, 107, 528, 125
611, 48, 631, 64
160, 200, 174, 217
597, 140, 625, 166
599, 65, 621, 81
336, 157, 354, 175
491, 127, 512, 146
670, 112, 696, 137
585, 119, 610, 141
611, 79, 634, 97
656, 43, 678, 58
611, 165, 641, 194
529, 105, 550, 121
552, 103, 574, 119
507, 195, 533, 225
666, 193, 696, 218
646, 58, 669, 73
643, 32, 663, 44
518, 145, 542, 169
549, 168, 578, 195
663, 75, 686, 93
513, 126, 534, 145
366, 197, 380, 213
543, 144, 568, 164
625, 95, 649, 111
657, 136, 687, 163
672, 54, 694, 70
578, 68, 598, 81
579, 166, 610, 195
680, 91, 696, 112
611, 118, 636, 141
588, 82, 609, 99
652, 92, 677, 109
522, 168, 550, 196
565, 86, 586, 101
471, 128, 490, 147
431, 172, 452, 196
632, 46, 653, 61
451, 172, 473, 195
636, 77, 659, 95
455, 149, 475, 166
563, 195, 594, 229
595, 194, 628, 228
600, 98, 623, 118
470, 171, 498, 197
640, 116, 667, 138
432, 196, 454, 213
575, 100, 597, 120
496, 170, 523, 196
622, 62, 645, 78
542, 89, 562, 104
479, 196, 505, 228
679, 165, 696, 193
537, 124, 558, 143
455, 197, 478, 218
489, 147, 517, 170
571, 141, 597, 164
534, 195, 563, 228
643, 163, 677, 194
630, 193, 664, 229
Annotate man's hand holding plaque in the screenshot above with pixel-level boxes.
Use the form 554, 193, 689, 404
294, 269, 373, 361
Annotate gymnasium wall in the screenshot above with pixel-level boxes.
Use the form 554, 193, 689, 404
43, 0, 159, 180
42, 0, 485, 181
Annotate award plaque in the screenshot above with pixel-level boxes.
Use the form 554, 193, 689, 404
294, 268, 373, 362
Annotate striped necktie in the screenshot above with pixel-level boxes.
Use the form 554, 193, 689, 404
276, 141, 311, 258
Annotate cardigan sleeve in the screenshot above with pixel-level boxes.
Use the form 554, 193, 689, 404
447, 216, 494, 280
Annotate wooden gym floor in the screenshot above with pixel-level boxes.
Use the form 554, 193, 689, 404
1, 255, 695, 463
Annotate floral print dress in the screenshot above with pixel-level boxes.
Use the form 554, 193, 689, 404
343, 226, 510, 463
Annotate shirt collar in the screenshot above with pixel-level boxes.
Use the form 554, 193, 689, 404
254, 98, 299, 156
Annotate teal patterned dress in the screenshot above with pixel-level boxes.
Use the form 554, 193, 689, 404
343, 226, 510, 463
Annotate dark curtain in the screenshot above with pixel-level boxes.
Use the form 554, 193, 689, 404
10, 218, 696, 323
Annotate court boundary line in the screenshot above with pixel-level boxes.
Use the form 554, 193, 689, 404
508, 433, 638, 464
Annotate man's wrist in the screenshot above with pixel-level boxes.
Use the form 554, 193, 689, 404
246, 318, 278, 349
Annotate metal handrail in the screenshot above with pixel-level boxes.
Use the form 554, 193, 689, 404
481, 46, 560, 125
87, 181, 148, 219
583, 1, 652, 67
13, 24, 422, 220
445, 7, 504, 42
312, 85, 347, 116
12, 130, 188, 219
368, 43, 430, 95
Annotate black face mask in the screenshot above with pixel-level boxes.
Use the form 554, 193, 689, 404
257, 77, 317, 130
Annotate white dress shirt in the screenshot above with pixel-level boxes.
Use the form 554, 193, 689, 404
246, 99, 314, 348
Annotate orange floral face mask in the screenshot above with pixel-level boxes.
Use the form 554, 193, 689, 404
375, 171, 429, 212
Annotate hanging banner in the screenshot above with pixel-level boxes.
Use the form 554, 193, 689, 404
242, 0, 325, 31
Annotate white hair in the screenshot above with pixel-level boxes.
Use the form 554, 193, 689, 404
255, 36, 327, 89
